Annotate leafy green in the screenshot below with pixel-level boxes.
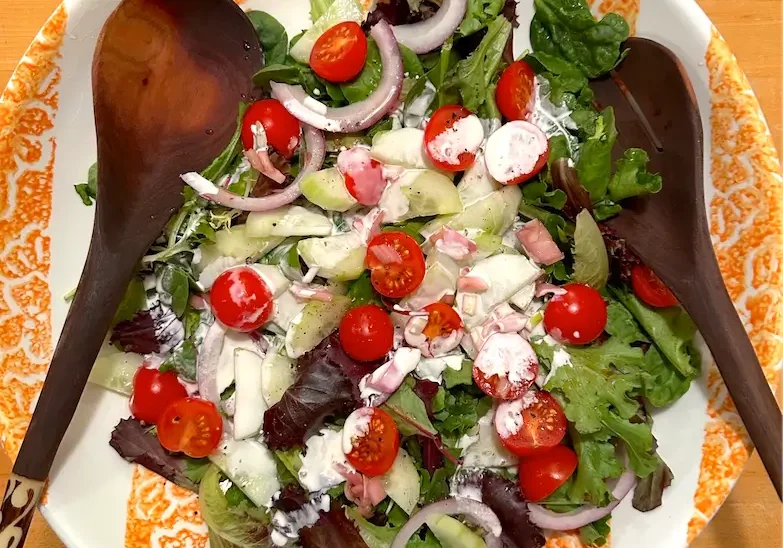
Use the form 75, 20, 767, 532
246, 11, 289, 66
575, 107, 617, 200
433, 387, 493, 439
348, 507, 443, 548
184, 457, 212, 484
443, 360, 473, 388
308, 0, 335, 23
74, 184, 95, 206
420, 460, 458, 504
201, 104, 249, 183
341, 39, 382, 103
382, 220, 427, 244
157, 264, 190, 317
458, 0, 504, 36
529, 0, 629, 79
160, 340, 198, 381
592, 199, 622, 221
572, 209, 609, 289
113, 276, 147, 324
605, 301, 648, 345
640, 346, 693, 408
612, 288, 699, 377
580, 516, 610, 547
253, 64, 301, 87
274, 449, 303, 486
522, 179, 568, 210
608, 148, 663, 202
74, 162, 98, 206
569, 429, 622, 505
602, 411, 658, 478
346, 272, 383, 308
383, 383, 438, 437
632, 457, 673, 512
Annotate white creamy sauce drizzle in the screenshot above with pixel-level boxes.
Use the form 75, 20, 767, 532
298, 428, 355, 493
495, 391, 538, 439
428, 115, 484, 166
270, 493, 331, 546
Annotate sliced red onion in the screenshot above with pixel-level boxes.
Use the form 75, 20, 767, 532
244, 148, 286, 184
527, 468, 637, 531
271, 21, 403, 133
390, 497, 502, 548
391, 0, 467, 54
197, 320, 227, 405
189, 124, 325, 211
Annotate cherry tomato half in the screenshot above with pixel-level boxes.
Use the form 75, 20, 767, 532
210, 266, 274, 332
310, 22, 368, 83
424, 105, 483, 172
422, 302, 463, 340
344, 407, 400, 476
241, 99, 301, 158
366, 232, 426, 298
157, 398, 223, 458
473, 333, 539, 400
130, 367, 188, 425
543, 283, 607, 345
496, 60, 536, 121
518, 445, 578, 502
631, 265, 678, 308
339, 304, 395, 362
495, 391, 568, 457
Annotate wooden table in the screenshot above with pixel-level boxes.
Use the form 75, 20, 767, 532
1, 0, 780, 547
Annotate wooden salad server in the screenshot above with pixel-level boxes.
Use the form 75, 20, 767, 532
0, 0, 261, 544
592, 38, 782, 498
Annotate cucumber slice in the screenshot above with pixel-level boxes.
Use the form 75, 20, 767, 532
370, 128, 433, 169
246, 206, 333, 238
400, 251, 460, 311
401, 170, 463, 218
88, 347, 145, 396
380, 449, 419, 514
425, 515, 487, 548
300, 168, 358, 212
289, 0, 364, 64
297, 232, 367, 280
422, 186, 521, 238
285, 295, 351, 358
261, 348, 297, 407
457, 156, 501, 207
203, 225, 284, 261
210, 438, 280, 508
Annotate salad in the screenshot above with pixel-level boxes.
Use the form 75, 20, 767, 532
79, 0, 702, 546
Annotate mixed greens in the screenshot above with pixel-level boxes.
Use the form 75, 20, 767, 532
80, 0, 702, 546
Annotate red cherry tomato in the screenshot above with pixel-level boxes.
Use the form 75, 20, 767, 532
157, 398, 223, 458
130, 367, 188, 425
518, 445, 578, 502
210, 266, 274, 332
422, 302, 463, 340
241, 99, 301, 158
496, 60, 536, 121
339, 304, 395, 362
345, 407, 400, 476
310, 22, 368, 83
424, 105, 481, 172
366, 232, 426, 298
495, 391, 568, 457
631, 265, 678, 308
473, 333, 539, 400
543, 283, 607, 345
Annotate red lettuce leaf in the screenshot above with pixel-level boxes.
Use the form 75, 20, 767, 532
109, 418, 199, 492
300, 506, 368, 548
481, 473, 545, 548
111, 311, 160, 354
263, 335, 378, 450
599, 225, 641, 284
419, 436, 444, 474
414, 379, 439, 419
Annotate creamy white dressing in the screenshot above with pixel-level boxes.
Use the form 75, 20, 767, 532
484, 121, 549, 184
298, 428, 355, 492
271, 493, 330, 546
180, 172, 220, 195
428, 115, 484, 166
414, 354, 464, 384
544, 347, 573, 386
495, 391, 537, 439
379, 179, 411, 223
251, 121, 269, 151
342, 407, 373, 454
474, 333, 538, 385
460, 411, 518, 468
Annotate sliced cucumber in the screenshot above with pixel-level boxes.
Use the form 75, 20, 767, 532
233, 348, 267, 441
401, 251, 460, 311
380, 448, 419, 514
370, 128, 433, 169
422, 186, 521, 239
289, 0, 364, 63
285, 295, 352, 358
457, 156, 500, 207
300, 168, 358, 212
425, 515, 487, 548
210, 438, 280, 508
203, 225, 284, 262
297, 232, 367, 280
88, 346, 145, 396
261, 348, 297, 407
401, 170, 463, 218
246, 206, 333, 238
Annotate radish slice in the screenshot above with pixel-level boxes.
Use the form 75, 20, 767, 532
271, 21, 403, 133
390, 497, 502, 548
527, 467, 637, 530
184, 124, 325, 211
484, 121, 549, 185
391, 0, 467, 54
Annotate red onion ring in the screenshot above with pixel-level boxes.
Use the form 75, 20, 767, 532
197, 321, 226, 405
527, 467, 637, 531
197, 124, 325, 211
390, 497, 502, 548
391, 0, 467, 54
270, 21, 403, 133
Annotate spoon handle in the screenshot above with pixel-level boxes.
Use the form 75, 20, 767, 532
687, 263, 782, 499
0, 232, 137, 546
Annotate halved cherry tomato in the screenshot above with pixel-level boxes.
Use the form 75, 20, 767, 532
473, 333, 539, 400
518, 445, 578, 502
157, 398, 223, 458
543, 283, 607, 345
632, 265, 678, 308
424, 105, 482, 172
344, 407, 400, 476
366, 232, 426, 298
310, 22, 368, 83
496, 60, 536, 121
495, 391, 568, 457
339, 304, 395, 362
241, 99, 301, 158
130, 367, 188, 425
422, 302, 463, 340
210, 266, 274, 332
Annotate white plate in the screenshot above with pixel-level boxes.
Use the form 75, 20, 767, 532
0, 0, 780, 546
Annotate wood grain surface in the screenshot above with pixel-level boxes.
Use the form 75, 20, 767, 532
0, 1, 781, 547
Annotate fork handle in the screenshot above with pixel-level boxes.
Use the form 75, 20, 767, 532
0, 474, 44, 547
687, 264, 782, 499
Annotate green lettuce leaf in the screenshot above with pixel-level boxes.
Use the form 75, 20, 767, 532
569, 429, 622, 505
341, 39, 382, 103
580, 516, 610, 547
601, 411, 658, 478
247, 11, 289, 66
383, 383, 438, 437
443, 360, 474, 388
608, 148, 663, 202
575, 107, 617, 200
605, 300, 648, 345
522, 179, 568, 210
308, 0, 335, 23
572, 209, 609, 289
640, 346, 692, 408
346, 272, 384, 308
458, 0, 504, 36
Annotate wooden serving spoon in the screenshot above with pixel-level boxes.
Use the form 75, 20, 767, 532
0, 0, 261, 544
592, 38, 782, 498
